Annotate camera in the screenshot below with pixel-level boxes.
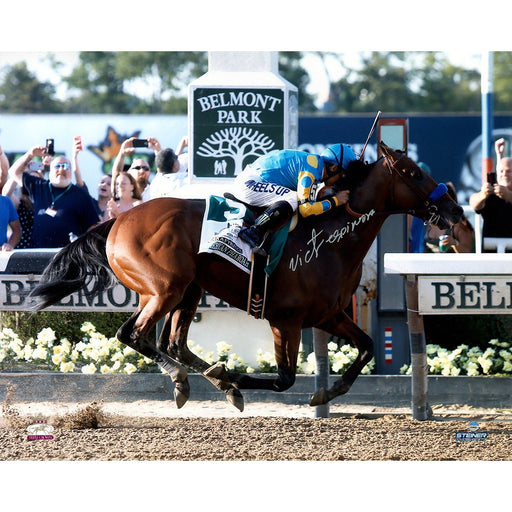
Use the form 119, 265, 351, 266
46, 138, 55, 156
487, 172, 497, 185
132, 139, 149, 148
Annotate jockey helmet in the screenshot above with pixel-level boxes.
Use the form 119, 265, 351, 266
320, 144, 357, 175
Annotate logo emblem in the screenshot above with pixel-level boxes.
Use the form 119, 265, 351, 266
26, 420, 54, 441
468, 421, 479, 432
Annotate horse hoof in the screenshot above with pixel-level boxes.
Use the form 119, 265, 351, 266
170, 366, 188, 383
174, 380, 190, 409
225, 388, 244, 412
310, 387, 330, 406
204, 362, 226, 379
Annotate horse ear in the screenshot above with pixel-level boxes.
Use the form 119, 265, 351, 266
379, 140, 393, 159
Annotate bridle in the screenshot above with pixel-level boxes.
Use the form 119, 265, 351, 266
345, 151, 448, 225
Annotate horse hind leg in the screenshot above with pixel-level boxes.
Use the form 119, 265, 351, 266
162, 282, 245, 412
117, 305, 190, 406
154, 313, 191, 408
310, 312, 374, 406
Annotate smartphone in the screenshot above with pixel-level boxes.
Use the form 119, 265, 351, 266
132, 139, 149, 148
46, 138, 55, 156
28, 161, 44, 171
487, 172, 497, 185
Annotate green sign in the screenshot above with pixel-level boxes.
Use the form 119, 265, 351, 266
192, 87, 285, 178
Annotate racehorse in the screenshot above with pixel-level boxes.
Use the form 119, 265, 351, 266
29, 142, 463, 412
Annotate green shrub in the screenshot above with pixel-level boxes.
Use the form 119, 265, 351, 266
0, 311, 134, 343
424, 314, 512, 349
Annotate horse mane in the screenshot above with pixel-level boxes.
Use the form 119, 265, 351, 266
333, 158, 376, 193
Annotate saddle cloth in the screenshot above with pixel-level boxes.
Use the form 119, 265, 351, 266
198, 195, 290, 275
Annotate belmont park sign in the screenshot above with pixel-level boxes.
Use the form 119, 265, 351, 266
418, 276, 512, 314
190, 86, 298, 179
0, 275, 234, 312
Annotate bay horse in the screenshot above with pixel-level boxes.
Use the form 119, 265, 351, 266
29, 142, 463, 411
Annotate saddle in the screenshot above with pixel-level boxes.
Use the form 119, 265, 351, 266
199, 194, 294, 319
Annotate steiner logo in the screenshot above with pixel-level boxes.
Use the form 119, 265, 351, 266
455, 421, 488, 441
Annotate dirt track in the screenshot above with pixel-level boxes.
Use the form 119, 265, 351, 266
1, 400, 511, 461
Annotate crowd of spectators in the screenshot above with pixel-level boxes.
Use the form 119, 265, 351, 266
2, 132, 511, 253
0, 135, 188, 250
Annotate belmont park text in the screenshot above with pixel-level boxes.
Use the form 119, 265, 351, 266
197, 91, 282, 112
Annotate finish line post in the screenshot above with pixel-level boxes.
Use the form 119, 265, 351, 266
405, 275, 431, 420
313, 328, 330, 418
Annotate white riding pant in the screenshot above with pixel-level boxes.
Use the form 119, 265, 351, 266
232, 169, 298, 211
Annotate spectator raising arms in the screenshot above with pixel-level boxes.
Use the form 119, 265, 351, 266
111, 136, 162, 202
149, 148, 184, 199
8, 146, 99, 248
469, 137, 512, 239
2, 162, 45, 249
71, 135, 112, 222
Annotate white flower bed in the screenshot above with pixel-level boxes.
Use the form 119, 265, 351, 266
0, 322, 375, 375
400, 339, 512, 376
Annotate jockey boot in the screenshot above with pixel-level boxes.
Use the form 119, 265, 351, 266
239, 201, 293, 252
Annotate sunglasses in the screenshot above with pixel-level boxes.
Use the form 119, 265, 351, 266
131, 165, 150, 171
54, 163, 70, 171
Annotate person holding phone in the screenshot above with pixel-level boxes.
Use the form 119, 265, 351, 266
8, 146, 99, 248
111, 136, 162, 202
469, 138, 512, 240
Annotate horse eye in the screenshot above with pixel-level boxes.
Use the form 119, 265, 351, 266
410, 169, 422, 180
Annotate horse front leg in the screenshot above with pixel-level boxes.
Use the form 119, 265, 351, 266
206, 323, 302, 393
309, 311, 374, 406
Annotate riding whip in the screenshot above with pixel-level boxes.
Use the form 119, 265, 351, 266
359, 110, 382, 160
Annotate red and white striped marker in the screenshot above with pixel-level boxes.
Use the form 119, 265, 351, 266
384, 327, 392, 364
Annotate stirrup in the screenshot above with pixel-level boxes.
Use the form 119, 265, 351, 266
239, 227, 262, 248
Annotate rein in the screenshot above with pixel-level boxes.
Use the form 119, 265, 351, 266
345, 154, 448, 224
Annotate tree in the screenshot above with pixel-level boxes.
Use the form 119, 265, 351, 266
62, 51, 142, 113
62, 51, 208, 114
278, 52, 316, 112
318, 51, 483, 114
414, 52, 480, 112
197, 127, 276, 175
328, 52, 415, 113
494, 51, 512, 111
0, 62, 60, 113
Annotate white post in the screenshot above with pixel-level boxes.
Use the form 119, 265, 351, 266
405, 275, 430, 420
313, 328, 330, 418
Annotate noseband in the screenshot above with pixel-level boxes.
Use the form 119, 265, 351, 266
346, 153, 448, 224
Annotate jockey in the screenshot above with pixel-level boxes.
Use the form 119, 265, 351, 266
230, 143, 357, 251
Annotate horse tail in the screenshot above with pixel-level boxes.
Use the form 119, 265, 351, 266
29, 219, 118, 312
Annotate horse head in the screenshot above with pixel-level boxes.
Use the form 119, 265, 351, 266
377, 141, 463, 229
